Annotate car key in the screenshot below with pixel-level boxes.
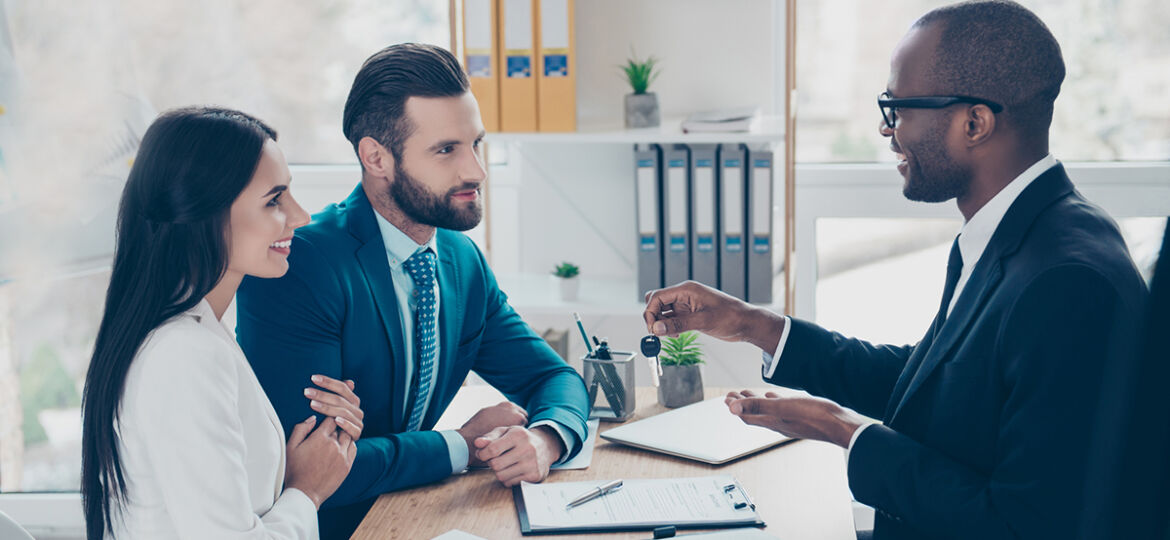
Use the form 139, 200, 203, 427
640, 335, 663, 387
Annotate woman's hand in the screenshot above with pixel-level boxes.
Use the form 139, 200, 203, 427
303, 374, 363, 440
283, 416, 357, 508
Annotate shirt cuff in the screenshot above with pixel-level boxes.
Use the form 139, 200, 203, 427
843, 423, 875, 465
761, 316, 793, 379
439, 429, 470, 474
529, 419, 575, 465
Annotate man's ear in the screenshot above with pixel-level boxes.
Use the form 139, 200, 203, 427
357, 136, 394, 179
965, 104, 997, 147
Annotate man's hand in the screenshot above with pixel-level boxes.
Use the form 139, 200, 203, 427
725, 390, 867, 448
473, 425, 564, 487
643, 281, 786, 354
456, 401, 529, 467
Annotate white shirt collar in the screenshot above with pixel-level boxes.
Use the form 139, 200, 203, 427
957, 154, 1058, 269
373, 211, 439, 269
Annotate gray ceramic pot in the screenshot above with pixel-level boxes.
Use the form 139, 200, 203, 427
624, 92, 660, 128
657, 364, 703, 408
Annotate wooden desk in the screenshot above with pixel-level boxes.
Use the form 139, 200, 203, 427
353, 387, 855, 539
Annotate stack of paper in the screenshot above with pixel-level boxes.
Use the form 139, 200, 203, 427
681, 107, 761, 133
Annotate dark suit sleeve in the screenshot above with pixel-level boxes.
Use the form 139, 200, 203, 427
236, 238, 451, 508
847, 264, 1128, 539
463, 243, 590, 459
766, 318, 912, 419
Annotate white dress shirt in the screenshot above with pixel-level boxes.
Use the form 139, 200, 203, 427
373, 213, 574, 472
113, 299, 318, 539
761, 155, 1058, 460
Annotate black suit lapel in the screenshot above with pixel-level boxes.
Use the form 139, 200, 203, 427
886, 165, 1076, 424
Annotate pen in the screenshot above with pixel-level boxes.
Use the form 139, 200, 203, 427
565, 479, 623, 509
573, 312, 595, 355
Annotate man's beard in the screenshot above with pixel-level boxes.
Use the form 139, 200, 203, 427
901, 120, 971, 203
389, 160, 482, 231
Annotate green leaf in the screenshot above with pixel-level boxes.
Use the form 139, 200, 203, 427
620, 51, 660, 95
552, 261, 579, 278
658, 331, 705, 366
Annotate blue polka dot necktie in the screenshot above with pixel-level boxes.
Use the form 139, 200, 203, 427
403, 248, 437, 432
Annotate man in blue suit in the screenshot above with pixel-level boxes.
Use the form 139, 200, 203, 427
237, 43, 588, 539
643, 2, 1148, 539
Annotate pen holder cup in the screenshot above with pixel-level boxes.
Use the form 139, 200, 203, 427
583, 351, 636, 422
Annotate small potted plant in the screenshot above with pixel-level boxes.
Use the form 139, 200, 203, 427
656, 331, 705, 408
621, 51, 661, 128
552, 261, 580, 302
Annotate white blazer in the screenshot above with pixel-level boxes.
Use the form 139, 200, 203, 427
111, 300, 318, 539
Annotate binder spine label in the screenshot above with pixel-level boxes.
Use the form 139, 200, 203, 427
726, 236, 743, 252
697, 236, 714, 251
506, 55, 532, 77
640, 235, 657, 251
669, 236, 686, 252
753, 236, 770, 253
543, 52, 569, 77
467, 54, 492, 77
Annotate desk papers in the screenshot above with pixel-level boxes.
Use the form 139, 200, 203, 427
514, 474, 764, 533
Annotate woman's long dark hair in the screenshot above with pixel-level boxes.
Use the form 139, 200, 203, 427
81, 106, 276, 539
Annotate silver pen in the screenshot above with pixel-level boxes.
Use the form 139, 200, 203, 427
565, 479, 624, 509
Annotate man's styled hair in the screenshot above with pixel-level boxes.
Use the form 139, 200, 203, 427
342, 43, 470, 161
915, 0, 1065, 137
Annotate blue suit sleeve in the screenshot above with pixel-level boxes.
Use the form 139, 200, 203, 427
462, 244, 590, 460
236, 237, 452, 508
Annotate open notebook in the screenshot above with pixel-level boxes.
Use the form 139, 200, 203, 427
599, 397, 794, 464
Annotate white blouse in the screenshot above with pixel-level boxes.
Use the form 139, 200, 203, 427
111, 299, 318, 539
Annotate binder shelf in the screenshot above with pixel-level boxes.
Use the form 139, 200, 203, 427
484, 116, 785, 145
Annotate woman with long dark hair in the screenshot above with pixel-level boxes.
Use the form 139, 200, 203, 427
81, 107, 363, 539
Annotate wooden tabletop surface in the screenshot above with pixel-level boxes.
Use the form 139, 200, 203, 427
352, 386, 855, 540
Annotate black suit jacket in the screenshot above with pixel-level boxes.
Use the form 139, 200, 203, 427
769, 165, 1148, 539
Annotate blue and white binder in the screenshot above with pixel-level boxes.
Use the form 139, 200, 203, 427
634, 144, 664, 299
718, 143, 747, 300
746, 145, 774, 304
662, 144, 692, 288
689, 144, 719, 289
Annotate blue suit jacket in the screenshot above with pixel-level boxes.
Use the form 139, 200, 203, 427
769, 166, 1148, 539
236, 185, 588, 538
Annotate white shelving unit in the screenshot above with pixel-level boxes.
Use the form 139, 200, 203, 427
485, 116, 785, 145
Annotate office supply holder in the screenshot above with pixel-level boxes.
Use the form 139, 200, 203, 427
583, 347, 636, 422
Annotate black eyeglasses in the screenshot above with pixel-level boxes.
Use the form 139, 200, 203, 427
878, 91, 1004, 129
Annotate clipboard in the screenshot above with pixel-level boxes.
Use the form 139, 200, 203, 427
513, 475, 765, 535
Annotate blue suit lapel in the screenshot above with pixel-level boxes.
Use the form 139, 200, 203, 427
886, 164, 1075, 424
345, 186, 410, 433
425, 235, 462, 428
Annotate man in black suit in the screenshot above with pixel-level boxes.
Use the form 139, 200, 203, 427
642, 2, 1148, 538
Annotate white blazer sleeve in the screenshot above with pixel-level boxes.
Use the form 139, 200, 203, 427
128, 328, 318, 539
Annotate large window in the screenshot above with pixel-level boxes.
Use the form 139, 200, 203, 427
0, 1, 449, 495
796, 0, 1170, 163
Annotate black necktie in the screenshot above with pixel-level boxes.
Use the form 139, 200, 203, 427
933, 237, 964, 333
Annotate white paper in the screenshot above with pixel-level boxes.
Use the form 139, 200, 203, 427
695, 167, 715, 235
504, 0, 534, 50
668, 164, 688, 235
637, 166, 659, 235
539, 0, 570, 49
752, 166, 771, 233
551, 418, 599, 470
463, 0, 493, 51
430, 530, 487, 540
723, 168, 743, 235
520, 475, 759, 530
